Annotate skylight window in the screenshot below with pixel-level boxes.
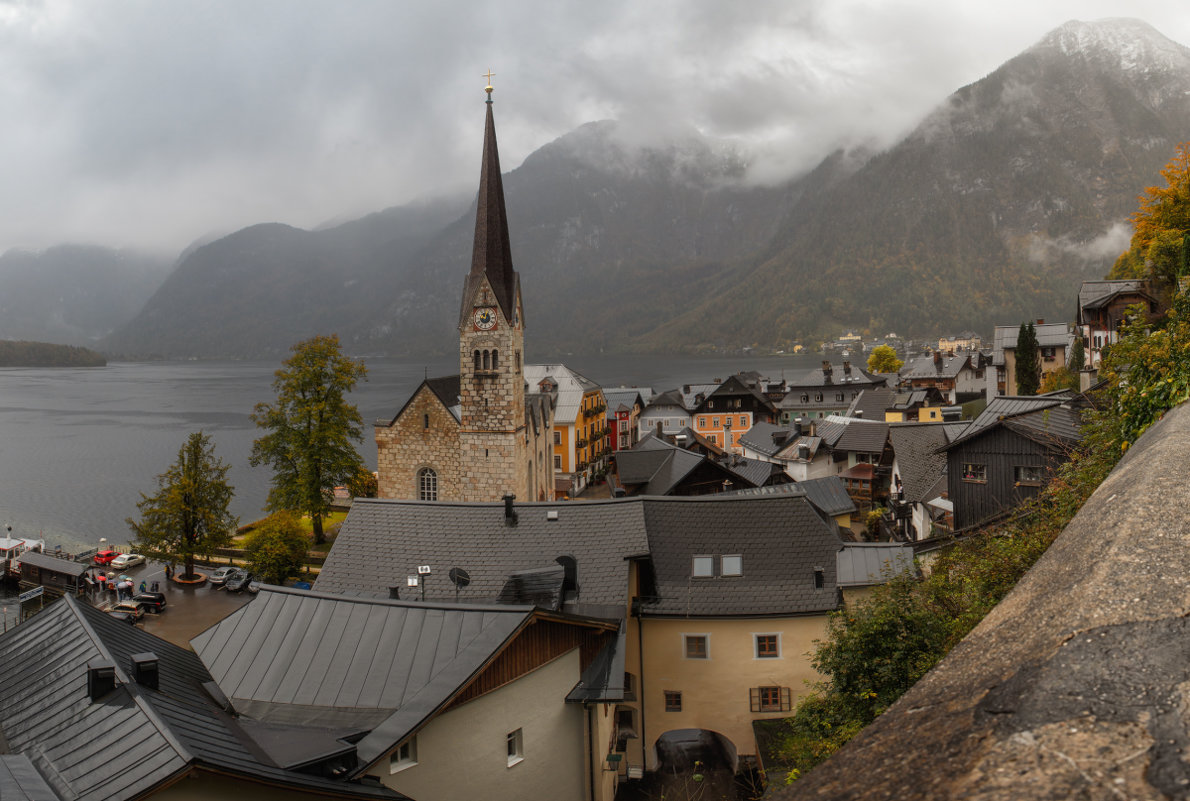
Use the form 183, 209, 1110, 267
721, 555, 743, 576
691, 556, 714, 578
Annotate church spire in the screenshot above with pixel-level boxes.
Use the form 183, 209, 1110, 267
464, 79, 519, 325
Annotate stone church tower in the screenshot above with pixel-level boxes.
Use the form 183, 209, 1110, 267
457, 89, 530, 501
374, 89, 553, 503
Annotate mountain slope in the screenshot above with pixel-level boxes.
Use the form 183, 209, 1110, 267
638, 18, 1190, 348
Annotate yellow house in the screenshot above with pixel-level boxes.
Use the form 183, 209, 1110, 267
525, 364, 607, 496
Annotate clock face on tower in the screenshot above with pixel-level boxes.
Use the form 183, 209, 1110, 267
474, 307, 497, 330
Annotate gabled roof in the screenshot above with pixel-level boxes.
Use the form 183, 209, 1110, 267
738, 422, 799, 457
836, 543, 916, 587
845, 387, 897, 420
889, 422, 951, 503
795, 476, 857, 517
992, 323, 1072, 363
944, 395, 1083, 450
643, 388, 689, 412
314, 497, 650, 614
1078, 279, 1150, 314
696, 374, 776, 413
900, 353, 972, 380
16, 550, 89, 576
602, 387, 645, 419
640, 495, 843, 617
382, 375, 462, 426
460, 99, 519, 326
787, 363, 886, 389
0, 596, 399, 801
524, 364, 600, 424
832, 419, 891, 454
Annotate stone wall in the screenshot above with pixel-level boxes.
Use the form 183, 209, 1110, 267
375, 385, 461, 501
783, 401, 1190, 799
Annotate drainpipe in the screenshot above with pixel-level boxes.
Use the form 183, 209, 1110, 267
586, 705, 596, 801
634, 596, 647, 774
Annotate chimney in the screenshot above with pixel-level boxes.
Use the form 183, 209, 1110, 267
933, 351, 943, 370
822, 361, 833, 383
855, 410, 863, 419
388, 584, 401, 600
843, 361, 852, 375
131, 652, 159, 690
87, 659, 117, 701
503, 494, 518, 525
682, 385, 690, 394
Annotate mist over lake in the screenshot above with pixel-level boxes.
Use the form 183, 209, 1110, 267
0, 353, 824, 552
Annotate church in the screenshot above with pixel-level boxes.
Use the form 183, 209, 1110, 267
375, 87, 555, 503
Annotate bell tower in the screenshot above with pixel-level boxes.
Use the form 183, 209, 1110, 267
457, 79, 528, 501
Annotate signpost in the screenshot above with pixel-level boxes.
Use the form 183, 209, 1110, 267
18, 586, 43, 603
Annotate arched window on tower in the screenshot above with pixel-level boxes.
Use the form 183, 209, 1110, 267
491, 349, 499, 370
417, 467, 438, 501
483, 350, 490, 370
474, 350, 481, 371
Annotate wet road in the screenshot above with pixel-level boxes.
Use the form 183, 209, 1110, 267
91, 559, 253, 647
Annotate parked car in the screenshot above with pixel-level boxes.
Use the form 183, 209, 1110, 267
94, 549, 120, 566
133, 592, 167, 613
247, 580, 261, 595
111, 600, 147, 621
107, 610, 138, 625
111, 553, 146, 569
225, 569, 254, 593
209, 566, 238, 586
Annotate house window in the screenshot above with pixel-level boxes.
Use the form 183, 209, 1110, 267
750, 686, 791, 713
624, 672, 637, 702
962, 463, 987, 483
814, 568, 825, 589
1015, 465, 1043, 486
664, 691, 682, 712
699, 417, 708, 428
721, 555, 742, 576
815, 394, 822, 402
554, 455, 561, 470
801, 394, 809, 403
389, 736, 418, 773
712, 417, 720, 427
684, 635, 709, 659
506, 728, 524, 767
755, 634, 780, 659
692, 555, 714, 577
836, 393, 844, 402
553, 431, 561, 445
417, 468, 438, 501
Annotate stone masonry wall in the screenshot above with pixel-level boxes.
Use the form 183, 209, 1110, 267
376, 385, 461, 501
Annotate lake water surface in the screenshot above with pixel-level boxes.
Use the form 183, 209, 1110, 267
0, 351, 825, 619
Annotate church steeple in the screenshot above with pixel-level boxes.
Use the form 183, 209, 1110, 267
460, 83, 519, 327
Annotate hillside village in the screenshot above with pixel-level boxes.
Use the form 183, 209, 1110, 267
0, 89, 1173, 801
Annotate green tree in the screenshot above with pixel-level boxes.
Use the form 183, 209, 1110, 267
243, 512, 310, 585
127, 431, 237, 580
1014, 322, 1040, 395
866, 344, 903, 373
250, 335, 368, 545
1069, 337, 1086, 373
346, 465, 378, 499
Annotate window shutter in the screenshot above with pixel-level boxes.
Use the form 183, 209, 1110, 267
749, 687, 760, 713
781, 686, 792, 712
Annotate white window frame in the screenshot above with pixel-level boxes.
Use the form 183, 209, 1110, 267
389, 736, 418, 773
506, 728, 524, 767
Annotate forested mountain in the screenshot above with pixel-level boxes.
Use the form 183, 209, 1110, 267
0, 246, 168, 346
102, 18, 1190, 358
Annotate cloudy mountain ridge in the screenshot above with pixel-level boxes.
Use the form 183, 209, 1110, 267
98, 18, 1190, 358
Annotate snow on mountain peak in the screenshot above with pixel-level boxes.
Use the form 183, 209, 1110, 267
1040, 18, 1190, 73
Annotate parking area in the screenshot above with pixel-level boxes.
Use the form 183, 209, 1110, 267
90, 559, 254, 646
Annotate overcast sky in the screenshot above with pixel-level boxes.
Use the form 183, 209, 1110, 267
3, 1, 1189, 259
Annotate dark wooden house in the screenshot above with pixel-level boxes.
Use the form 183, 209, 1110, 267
18, 551, 89, 597
943, 395, 1084, 530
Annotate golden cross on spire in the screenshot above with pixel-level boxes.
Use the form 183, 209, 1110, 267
483, 69, 495, 98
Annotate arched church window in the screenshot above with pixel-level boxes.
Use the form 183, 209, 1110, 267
491, 349, 499, 370
474, 350, 481, 370
483, 350, 490, 370
417, 468, 438, 501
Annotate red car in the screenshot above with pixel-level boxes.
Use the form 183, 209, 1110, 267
94, 549, 120, 565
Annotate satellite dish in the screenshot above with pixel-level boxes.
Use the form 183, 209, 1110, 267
449, 568, 471, 588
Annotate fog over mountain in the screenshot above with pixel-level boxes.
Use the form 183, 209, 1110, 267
92, 18, 1190, 358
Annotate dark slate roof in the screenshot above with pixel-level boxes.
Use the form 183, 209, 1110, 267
945, 395, 1077, 449
889, 423, 951, 503
719, 454, 782, 487
644, 388, 688, 411
460, 99, 519, 325
602, 387, 644, 418
845, 387, 896, 420
833, 420, 891, 453
787, 364, 886, 389
378, 375, 462, 426
992, 323, 1071, 364
836, 543, 916, 587
17, 550, 89, 576
642, 449, 706, 495
794, 476, 857, 518
0, 596, 399, 801
0, 756, 60, 801
698, 374, 776, 413
497, 565, 566, 608
1078, 279, 1149, 312
314, 497, 650, 614
640, 495, 843, 617
900, 354, 972, 380
1006, 405, 1084, 446
738, 422, 798, 457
